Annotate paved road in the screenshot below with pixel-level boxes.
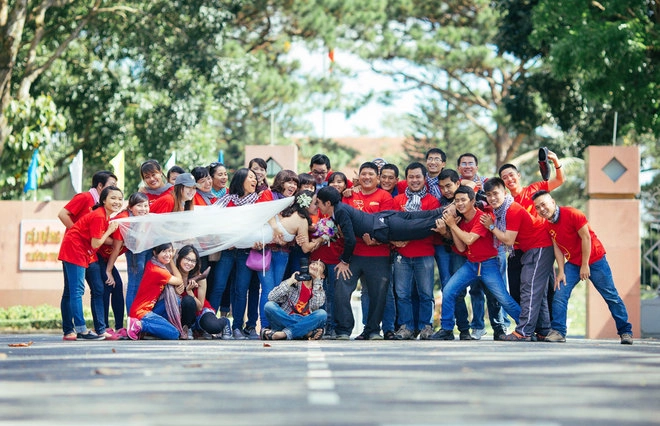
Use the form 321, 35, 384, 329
1, 334, 659, 425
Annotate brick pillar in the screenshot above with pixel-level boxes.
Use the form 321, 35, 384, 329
585, 146, 641, 338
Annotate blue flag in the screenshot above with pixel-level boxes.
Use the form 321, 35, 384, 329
23, 149, 39, 193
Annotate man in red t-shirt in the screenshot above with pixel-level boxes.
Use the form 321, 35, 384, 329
392, 162, 440, 340
334, 162, 394, 340
431, 186, 521, 340
498, 152, 565, 323
532, 191, 633, 344
481, 178, 557, 341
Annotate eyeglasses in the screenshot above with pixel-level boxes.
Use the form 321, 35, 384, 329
311, 170, 328, 176
427, 157, 444, 163
182, 256, 197, 264
460, 162, 476, 167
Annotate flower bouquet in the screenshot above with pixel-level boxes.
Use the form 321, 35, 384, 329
312, 218, 339, 246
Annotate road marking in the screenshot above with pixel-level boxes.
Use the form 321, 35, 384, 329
306, 342, 339, 405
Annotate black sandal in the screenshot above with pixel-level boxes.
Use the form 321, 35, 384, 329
260, 328, 275, 340
310, 328, 324, 340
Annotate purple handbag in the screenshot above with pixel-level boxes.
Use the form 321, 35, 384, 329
246, 247, 271, 272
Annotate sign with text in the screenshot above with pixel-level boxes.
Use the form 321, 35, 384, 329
19, 220, 126, 271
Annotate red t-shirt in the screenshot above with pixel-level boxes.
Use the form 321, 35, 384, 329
145, 186, 174, 206
58, 207, 109, 268
514, 181, 548, 221
501, 202, 552, 251
193, 191, 217, 206
541, 206, 606, 266
63, 192, 95, 225
311, 212, 345, 265
343, 189, 394, 257
392, 193, 439, 257
257, 190, 275, 202
292, 284, 312, 315
97, 210, 128, 260
149, 193, 176, 214
129, 260, 173, 319
458, 209, 498, 263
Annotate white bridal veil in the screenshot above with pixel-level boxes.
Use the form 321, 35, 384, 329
114, 197, 294, 256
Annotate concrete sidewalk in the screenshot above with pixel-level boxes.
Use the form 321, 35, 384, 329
1, 334, 659, 425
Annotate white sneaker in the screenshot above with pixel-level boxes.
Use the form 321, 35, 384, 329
471, 328, 487, 340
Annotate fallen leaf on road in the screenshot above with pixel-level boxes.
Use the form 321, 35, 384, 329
8, 341, 33, 347
263, 343, 271, 347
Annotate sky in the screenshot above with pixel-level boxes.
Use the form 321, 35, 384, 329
288, 45, 419, 138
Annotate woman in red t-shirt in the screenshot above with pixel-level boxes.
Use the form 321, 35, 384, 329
58, 186, 123, 341
101, 192, 150, 332
127, 243, 184, 340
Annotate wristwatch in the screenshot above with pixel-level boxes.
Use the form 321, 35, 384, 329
488, 224, 495, 231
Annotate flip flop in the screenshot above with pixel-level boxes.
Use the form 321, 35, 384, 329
260, 328, 275, 340
310, 328, 324, 340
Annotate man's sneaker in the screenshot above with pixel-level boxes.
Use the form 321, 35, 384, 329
354, 331, 368, 340
459, 330, 473, 340
323, 329, 337, 340
335, 334, 350, 340
127, 317, 142, 340
220, 324, 233, 340
418, 325, 434, 340
544, 329, 566, 343
394, 325, 414, 340
243, 327, 259, 340
471, 328, 487, 340
430, 329, 455, 340
369, 333, 383, 340
383, 330, 396, 340
232, 328, 247, 340
500, 331, 531, 341
620, 333, 633, 345
493, 328, 507, 341
532, 332, 547, 342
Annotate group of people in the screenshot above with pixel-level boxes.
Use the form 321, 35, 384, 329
57, 149, 634, 344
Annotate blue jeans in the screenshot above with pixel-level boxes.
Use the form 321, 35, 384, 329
208, 249, 252, 330
441, 258, 521, 331
435, 246, 470, 331
322, 262, 338, 331
94, 254, 125, 330
257, 250, 290, 328
264, 301, 327, 340
85, 261, 108, 334
552, 256, 632, 336
470, 246, 510, 330
394, 254, 435, 329
125, 249, 151, 314
61, 262, 88, 334
140, 299, 180, 340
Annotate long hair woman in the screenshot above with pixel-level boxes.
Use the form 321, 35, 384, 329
59, 186, 123, 341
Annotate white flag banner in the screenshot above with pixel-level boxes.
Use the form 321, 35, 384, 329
69, 150, 83, 193
164, 151, 176, 171
114, 197, 293, 256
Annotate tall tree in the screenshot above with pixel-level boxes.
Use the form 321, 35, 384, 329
530, 0, 660, 137
336, 0, 546, 168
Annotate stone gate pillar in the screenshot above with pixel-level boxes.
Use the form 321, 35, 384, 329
585, 146, 641, 338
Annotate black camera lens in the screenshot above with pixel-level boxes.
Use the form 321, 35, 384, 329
295, 257, 312, 281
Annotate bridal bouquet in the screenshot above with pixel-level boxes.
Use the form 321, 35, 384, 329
312, 218, 339, 245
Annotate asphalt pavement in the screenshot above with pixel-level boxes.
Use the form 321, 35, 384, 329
1, 333, 659, 425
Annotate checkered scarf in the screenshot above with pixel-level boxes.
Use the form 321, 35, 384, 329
404, 186, 428, 212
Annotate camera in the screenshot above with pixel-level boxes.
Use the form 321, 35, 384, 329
295, 257, 312, 282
